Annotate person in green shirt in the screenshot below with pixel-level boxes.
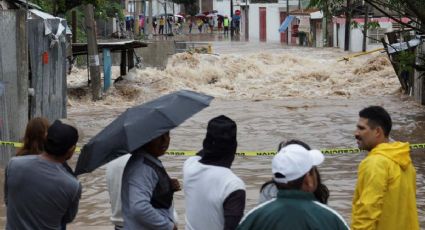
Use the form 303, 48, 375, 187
237, 143, 349, 230
223, 16, 230, 35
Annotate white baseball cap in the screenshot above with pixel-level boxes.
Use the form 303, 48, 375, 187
272, 144, 324, 183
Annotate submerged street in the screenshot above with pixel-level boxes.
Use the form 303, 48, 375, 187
25, 42, 423, 228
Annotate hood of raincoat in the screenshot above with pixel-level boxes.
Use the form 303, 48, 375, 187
368, 141, 411, 170
351, 141, 419, 230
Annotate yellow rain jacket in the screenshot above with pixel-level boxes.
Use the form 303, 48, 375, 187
351, 142, 419, 230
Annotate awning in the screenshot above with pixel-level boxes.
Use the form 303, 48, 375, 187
279, 15, 295, 32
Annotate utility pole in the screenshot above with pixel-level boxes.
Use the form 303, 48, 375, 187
230, 0, 234, 39
165, 0, 168, 34
245, 0, 248, 41
362, 4, 369, 52
147, 0, 153, 36
84, 4, 102, 100
344, 0, 351, 51
286, 0, 289, 45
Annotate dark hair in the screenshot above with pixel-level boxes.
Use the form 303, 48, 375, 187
17, 117, 50, 156
45, 120, 78, 156
359, 106, 392, 137
261, 139, 330, 204
278, 139, 311, 151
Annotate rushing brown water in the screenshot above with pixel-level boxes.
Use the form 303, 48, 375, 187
0, 43, 424, 229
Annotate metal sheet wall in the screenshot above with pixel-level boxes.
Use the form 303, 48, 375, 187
28, 18, 67, 121
0, 10, 28, 164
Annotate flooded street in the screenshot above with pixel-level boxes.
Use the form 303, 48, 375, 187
1, 42, 424, 228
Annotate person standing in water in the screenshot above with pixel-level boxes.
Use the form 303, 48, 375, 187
258, 139, 329, 205
238, 143, 348, 230
16, 117, 49, 156
183, 115, 245, 230
5, 120, 81, 229
121, 132, 180, 230
352, 106, 419, 230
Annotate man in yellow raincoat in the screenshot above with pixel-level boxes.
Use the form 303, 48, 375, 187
352, 106, 419, 230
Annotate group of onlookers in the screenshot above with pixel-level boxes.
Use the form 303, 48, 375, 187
3, 105, 420, 230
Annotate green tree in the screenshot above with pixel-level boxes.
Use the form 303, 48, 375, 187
30, 0, 109, 16
170, 0, 197, 15
364, 0, 425, 33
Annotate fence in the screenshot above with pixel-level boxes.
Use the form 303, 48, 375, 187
0, 10, 68, 165
0, 10, 28, 164
28, 18, 67, 121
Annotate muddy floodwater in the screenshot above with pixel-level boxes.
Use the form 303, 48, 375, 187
0, 42, 424, 229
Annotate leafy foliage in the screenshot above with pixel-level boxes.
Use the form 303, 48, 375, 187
350, 21, 380, 30
169, 0, 197, 15
364, 0, 425, 33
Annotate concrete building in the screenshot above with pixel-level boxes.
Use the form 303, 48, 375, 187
246, 0, 300, 42
333, 17, 411, 52
124, 0, 181, 18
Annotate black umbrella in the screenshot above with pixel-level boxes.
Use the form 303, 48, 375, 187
74, 90, 213, 175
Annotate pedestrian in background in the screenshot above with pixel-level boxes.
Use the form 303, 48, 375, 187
223, 16, 230, 35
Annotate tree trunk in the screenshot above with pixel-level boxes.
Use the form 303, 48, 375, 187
414, 42, 425, 104
84, 4, 102, 100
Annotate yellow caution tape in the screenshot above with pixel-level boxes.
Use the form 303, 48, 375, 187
0, 141, 23, 148
2, 141, 425, 156
338, 48, 385, 62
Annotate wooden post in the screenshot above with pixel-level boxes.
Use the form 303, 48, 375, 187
381, 38, 407, 91
128, 48, 134, 70
84, 4, 102, 100
72, 10, 77, 43
362, 5, 369, 52
344, 0, 351, 51
147, 0, 152, 36
414, 42, 425, 104
121, 49, 127, 76
134, 0, 139, 36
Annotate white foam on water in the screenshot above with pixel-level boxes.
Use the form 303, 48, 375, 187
68, 50, 400, 108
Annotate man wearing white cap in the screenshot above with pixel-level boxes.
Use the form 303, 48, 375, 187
237, 144, 349, 230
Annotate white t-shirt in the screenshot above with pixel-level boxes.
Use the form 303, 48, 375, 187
106, 154, 131, 227
183, 156, 245, 230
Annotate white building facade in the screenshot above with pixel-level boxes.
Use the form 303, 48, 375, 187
333, 17, 411, 52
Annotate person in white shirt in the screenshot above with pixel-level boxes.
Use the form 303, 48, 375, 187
183, 115, 245, 230
106, 154, 131, 230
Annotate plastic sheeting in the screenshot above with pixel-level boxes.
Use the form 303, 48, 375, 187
279, 15, 294, 32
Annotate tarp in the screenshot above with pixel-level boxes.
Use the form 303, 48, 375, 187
388, 38, 421, 54
29, 9, 68, 47
279, 15, 294, 32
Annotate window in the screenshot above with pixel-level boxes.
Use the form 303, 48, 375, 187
368, 28, 386, 44
392, 22, 401, 30
128, 2, 135, 13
